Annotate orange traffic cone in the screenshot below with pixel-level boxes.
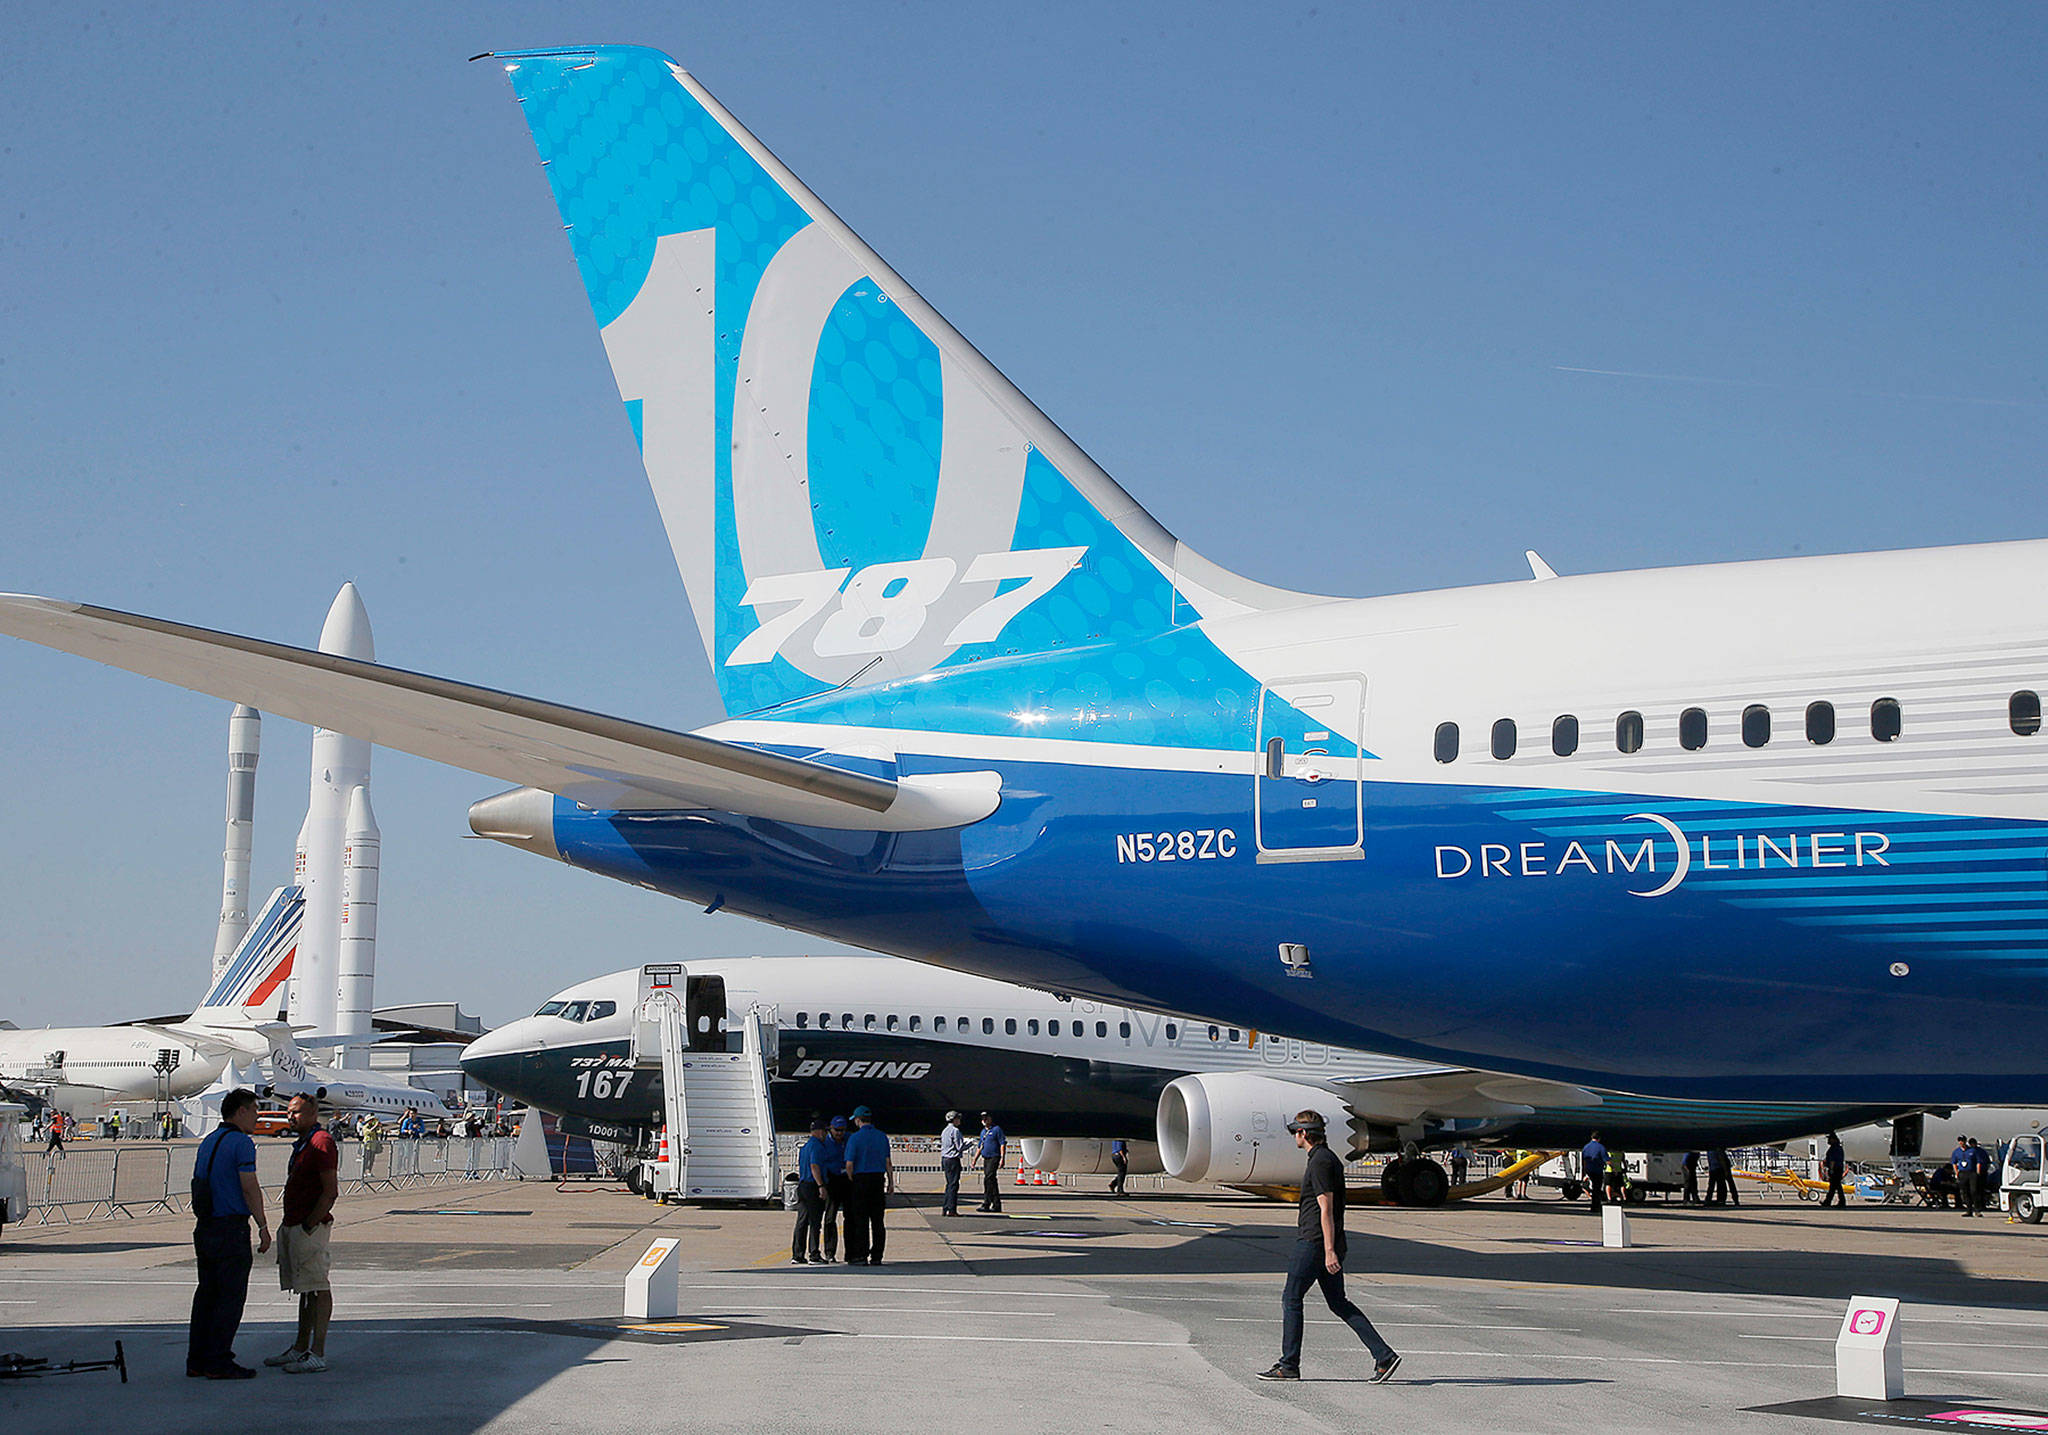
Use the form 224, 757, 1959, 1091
1015, 1162, 1028, 1185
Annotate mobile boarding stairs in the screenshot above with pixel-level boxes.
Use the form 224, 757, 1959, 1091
639, 964, 780, 1203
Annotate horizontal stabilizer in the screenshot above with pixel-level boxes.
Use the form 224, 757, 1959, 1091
0, 595, 999, 831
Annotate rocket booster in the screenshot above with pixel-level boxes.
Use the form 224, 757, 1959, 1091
289, 583, 373, 1037
337, 784, 380, 1070
211, 704, 261, 982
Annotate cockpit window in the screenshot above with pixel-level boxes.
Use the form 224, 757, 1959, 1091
586, 1001, 616, 1021
533, 1001, 566, 1017
556, 1001, 590, 1022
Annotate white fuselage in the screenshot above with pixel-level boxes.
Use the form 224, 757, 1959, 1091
0, 1027, 226, 1110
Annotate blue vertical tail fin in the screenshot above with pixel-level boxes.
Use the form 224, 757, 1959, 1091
491, 46, 1308, 727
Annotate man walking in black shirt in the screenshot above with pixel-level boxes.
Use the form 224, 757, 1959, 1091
1258, 1111, 1400, 1385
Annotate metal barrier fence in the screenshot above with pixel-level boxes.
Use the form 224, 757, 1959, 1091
15, 1136, 518, 1227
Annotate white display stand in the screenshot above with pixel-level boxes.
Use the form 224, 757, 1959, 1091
1835, 1296, 1903, 1399
1601, 1204, 1631, 1248
625, 1237, 682, 1319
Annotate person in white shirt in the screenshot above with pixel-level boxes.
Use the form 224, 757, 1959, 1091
939, 1112, 966, 1216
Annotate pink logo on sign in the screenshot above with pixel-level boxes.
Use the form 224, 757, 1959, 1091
1849, 1309, 1886, 1337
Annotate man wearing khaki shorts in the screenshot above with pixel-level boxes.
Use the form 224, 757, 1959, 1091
267, 1093, 339, 1373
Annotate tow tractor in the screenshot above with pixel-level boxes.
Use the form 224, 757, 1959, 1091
2001, 1132, 2045, 1223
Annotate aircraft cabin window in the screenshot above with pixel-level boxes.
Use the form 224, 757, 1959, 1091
958, 1016, 969, 1031
886, 1014, 899, 1031
1096, 1021, 1108, 1038
1005, 1019, 1017, 1035
863, 1014, 877, 1030
1028, 1019, 1039, 1036
1742, 704, 1770, 748
982, 1018, 995, 1035
1165, 1022, 1178, 1041
796, 1012, 809, 1028
588, 1001, 615, 1020
1048, 1019, 1060, 1036
534, 1001, 565, 1017
1616, 711, 1644, 754
934, 1016, 946, 1032
1208, 1025, 1221, 1042
909, 1015, 921, 1032
1491, 718, 1516, 760
1678, 707, 1708, 751
1119, 1021, 1131, 1039
1265, 736, 1286, 780
1228, 1027, 1241, 1043
842, 1013, 854, 1029
1806, 700, 1836, 745
1872, 697, 1903, 743
1433, 722, 1459, 764
2012, 690, 2042, 737
1552, 715, 1579, 757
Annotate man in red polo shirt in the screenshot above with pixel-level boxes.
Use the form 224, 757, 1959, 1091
267, 1093, 339, 1373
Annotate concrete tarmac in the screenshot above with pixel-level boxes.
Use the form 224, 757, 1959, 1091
6, 1171, 2048, 1433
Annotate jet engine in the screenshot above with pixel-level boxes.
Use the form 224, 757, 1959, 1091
1019, 1138, 1164, 1176
1156, 1073, 1358, 1184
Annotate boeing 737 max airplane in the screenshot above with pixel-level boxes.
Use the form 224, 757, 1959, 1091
1, 46, 2043, 1104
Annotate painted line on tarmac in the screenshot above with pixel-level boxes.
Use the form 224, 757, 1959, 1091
1740, 1334, 2048, 1350
1347, 1350, 2048, 1378
834, 1333, 1188, 1347
1212, 1318, 1570, 1331
716, 1305, 1061, 1318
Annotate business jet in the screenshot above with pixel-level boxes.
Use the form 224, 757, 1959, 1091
461, 957, 1919, 1202
3, 45, 2045, 1106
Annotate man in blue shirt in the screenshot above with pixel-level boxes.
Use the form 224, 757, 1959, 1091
977, 1112, 1006, 1212
1952, 1138, 1977, 1215
792, 1116, 836, 1263
842, 1107, 894, 1265
186, 1089, 272, 1379
1581, 1133, 1607, 1216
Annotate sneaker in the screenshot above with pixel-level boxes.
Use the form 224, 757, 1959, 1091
807, 1253, 825, 1263
1370, 1353, 1403, 1384
206, 1363, 257, 1380
264, 1348, 307, 1368
284, 1354, 328, 1374
790, 1256, 809, 1265
1255, 1362, 1300, 1382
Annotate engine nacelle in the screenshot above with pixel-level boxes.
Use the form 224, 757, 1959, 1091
1157, 1073, 1356, 1184
1020, 1137, 1163, 1176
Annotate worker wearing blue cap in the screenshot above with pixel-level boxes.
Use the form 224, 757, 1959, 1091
842, 1107, 894, 1265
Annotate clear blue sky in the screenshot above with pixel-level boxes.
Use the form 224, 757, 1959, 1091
2, 4, 2042, 1027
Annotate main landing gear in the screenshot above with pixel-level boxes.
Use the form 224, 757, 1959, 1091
1378, 1156, 1450, 1208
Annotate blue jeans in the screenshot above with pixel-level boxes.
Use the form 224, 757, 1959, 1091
941, 1157, 962, 1215
1279, 1238, 1393, 1368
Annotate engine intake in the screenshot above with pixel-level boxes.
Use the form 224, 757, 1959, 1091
1157, 1073, 1357, 1184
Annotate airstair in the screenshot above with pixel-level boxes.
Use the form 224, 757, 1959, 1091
640, 964, 779, 1203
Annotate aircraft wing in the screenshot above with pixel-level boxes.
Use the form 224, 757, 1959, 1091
0, 595, 999, 831
1329, 1068, 1604, 1124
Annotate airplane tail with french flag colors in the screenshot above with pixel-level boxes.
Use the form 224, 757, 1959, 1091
189, 885, 303, 1025
491, 45, 1318, 741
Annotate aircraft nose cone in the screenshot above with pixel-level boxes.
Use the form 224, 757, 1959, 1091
458, 1048, 528, 1099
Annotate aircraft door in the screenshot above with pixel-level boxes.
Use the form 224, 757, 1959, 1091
1255, 676, 1366, 862
686, 974, 728, 1052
